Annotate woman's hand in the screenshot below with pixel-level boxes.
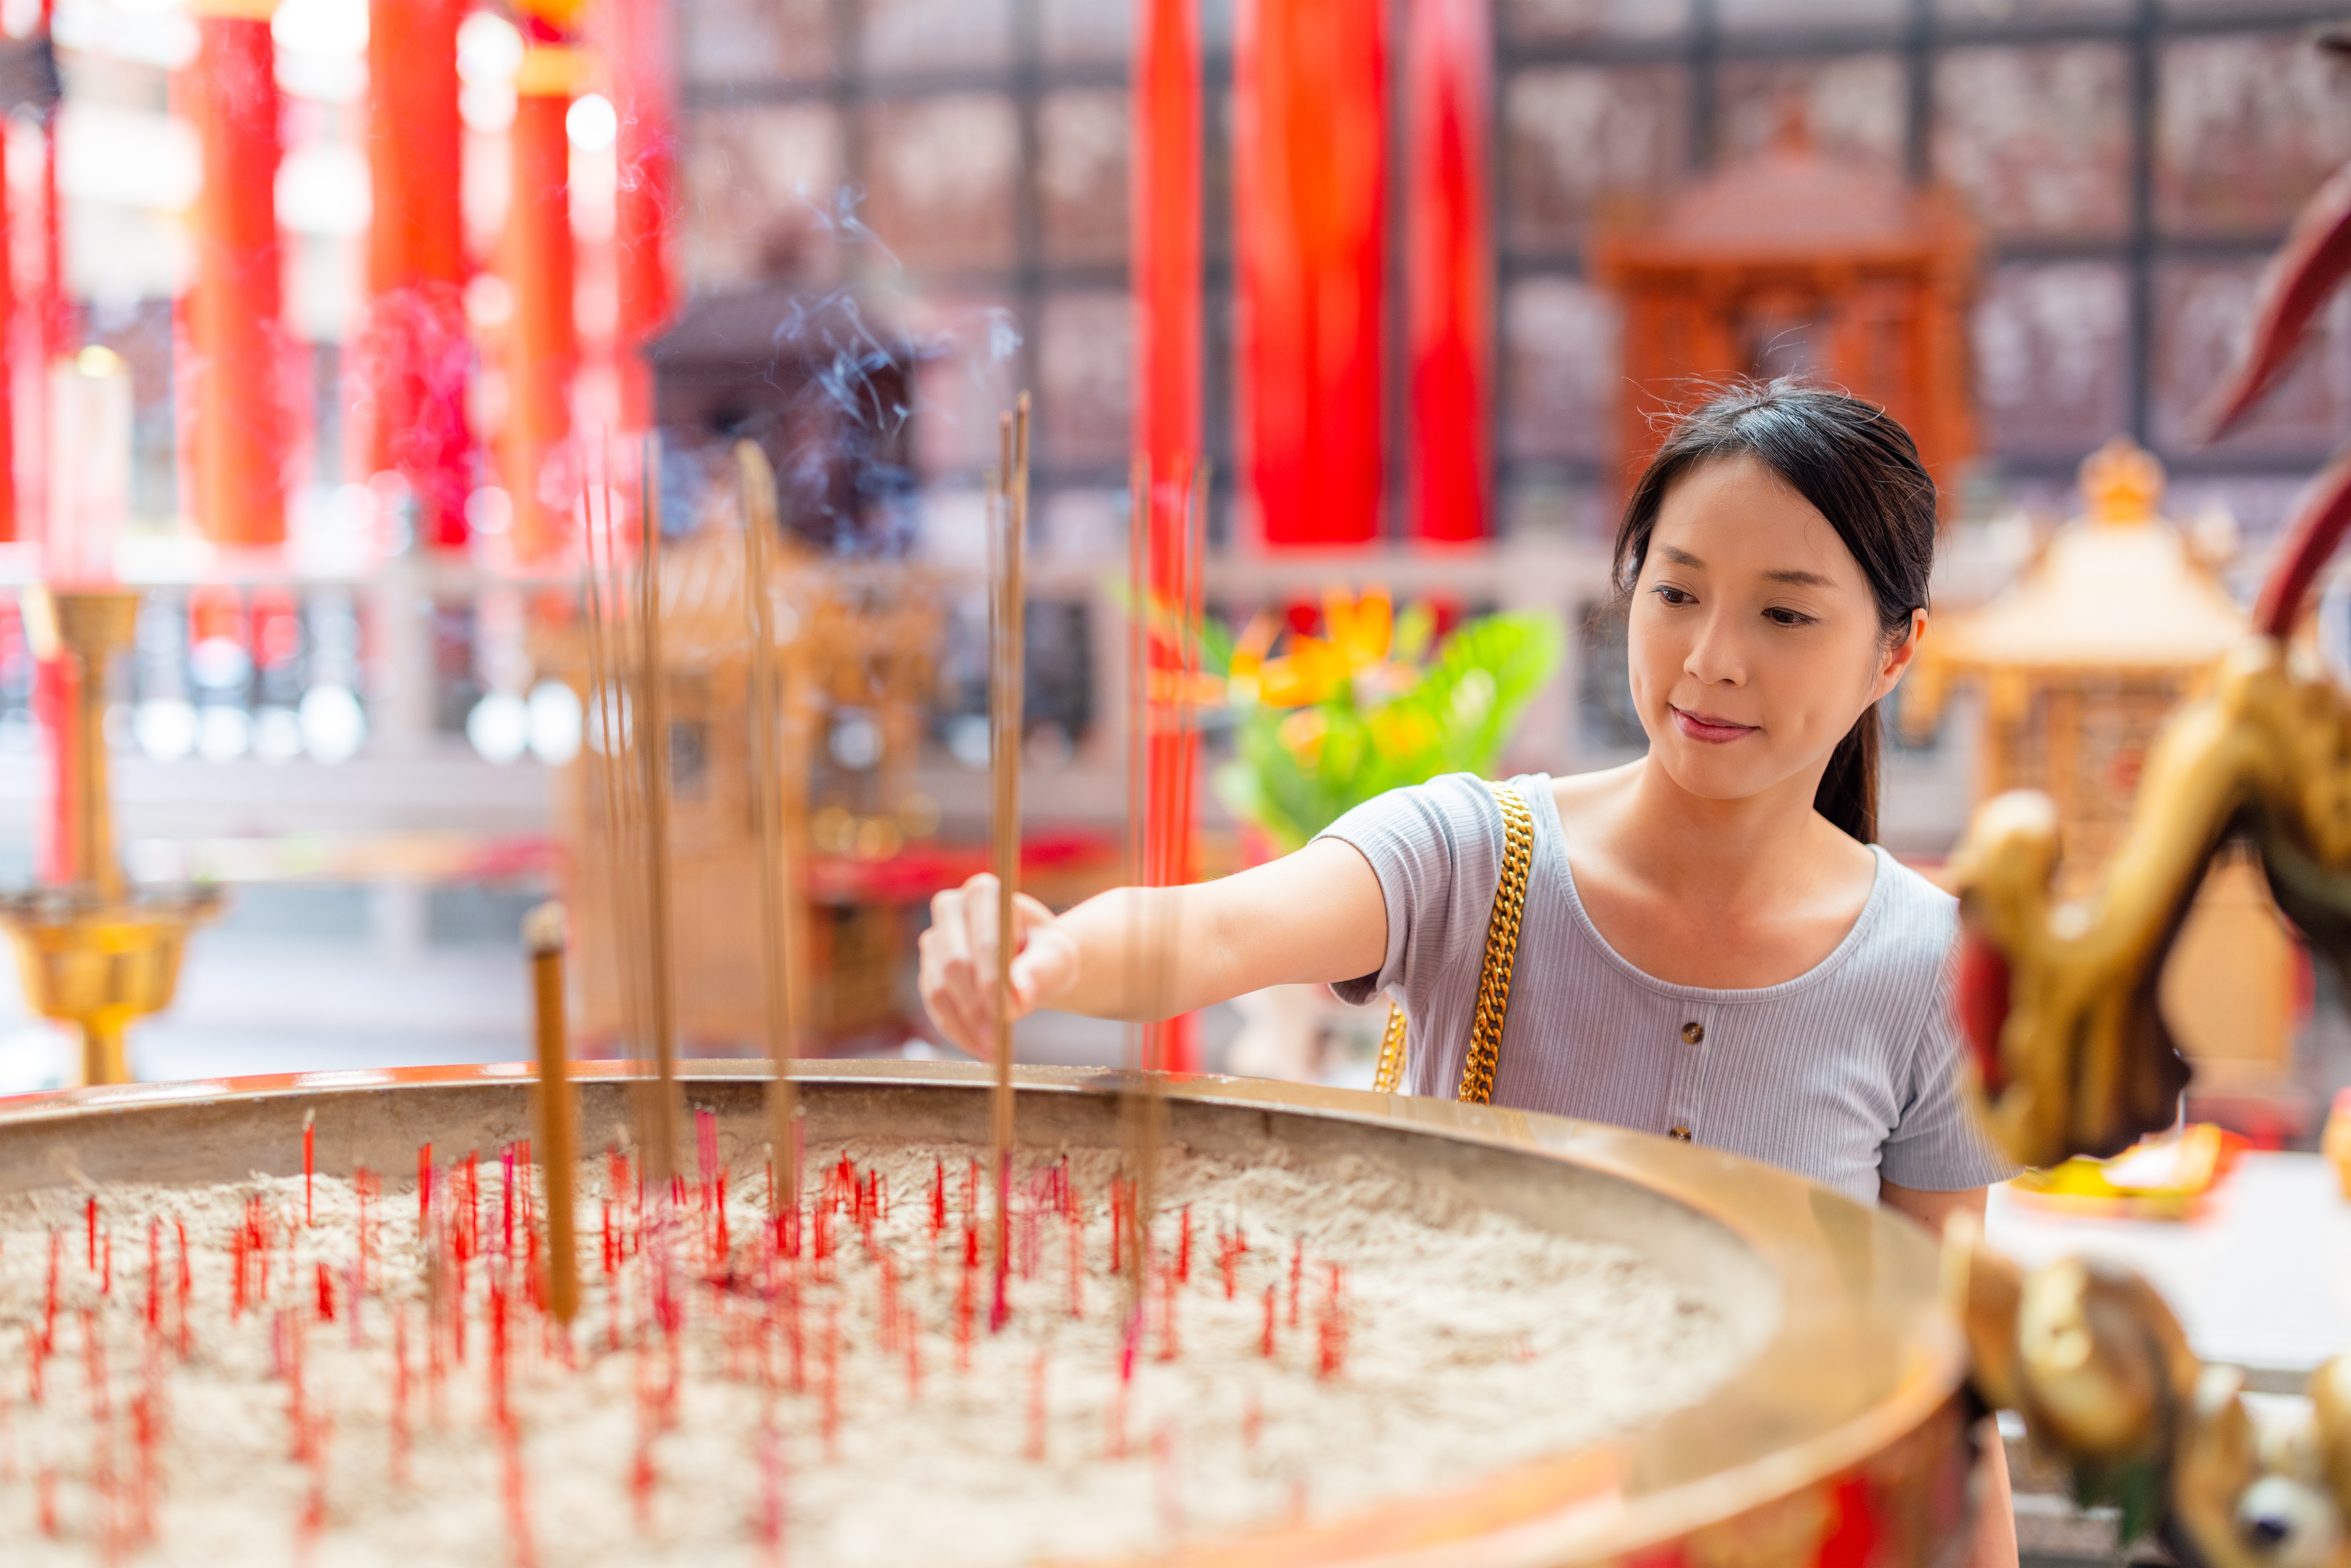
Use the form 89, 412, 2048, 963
918, 874, 1081, 1059
917, 838, 1388, 1051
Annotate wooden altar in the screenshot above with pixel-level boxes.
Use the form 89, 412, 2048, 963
536, 533, 945, 1051
1593, 115, 1978, 494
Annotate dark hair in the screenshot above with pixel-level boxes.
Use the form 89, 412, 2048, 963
1609, 380, 1936, 844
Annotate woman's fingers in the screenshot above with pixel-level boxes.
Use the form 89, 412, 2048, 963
919, 884, 988, 1057
918, 876, 1075, 1060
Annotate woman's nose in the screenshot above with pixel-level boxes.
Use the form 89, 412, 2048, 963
1683, 609, 1747, 685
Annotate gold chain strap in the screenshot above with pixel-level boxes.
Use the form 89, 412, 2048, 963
1371, 782, 1536, 1103
1371, 1002, 1409, 1094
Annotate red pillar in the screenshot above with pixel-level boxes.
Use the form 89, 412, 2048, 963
1234, 0, 1386, 548
503, 22, 584, 562
184, 0, 289, 548
608, 0, 675, 434
364, 0, 470, 548
1132, 0, 1204, 1072
1406, 0, 1491, 544
0, 116, 16, 544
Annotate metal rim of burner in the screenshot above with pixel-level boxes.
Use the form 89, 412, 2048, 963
0, 1059, 1977, 1566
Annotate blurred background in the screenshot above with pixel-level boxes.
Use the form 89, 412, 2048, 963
0, 0, 2344, 1138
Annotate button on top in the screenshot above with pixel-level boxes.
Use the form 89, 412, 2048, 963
1668, 1125, 1693, 1143
1681, 1021, 1704, 1046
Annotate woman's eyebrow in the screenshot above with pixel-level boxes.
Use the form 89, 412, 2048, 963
1657, 546, 1704, 567
1764, 568, 1834, 587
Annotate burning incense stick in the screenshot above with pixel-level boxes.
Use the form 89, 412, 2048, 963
524, 903, 579, 1324
737, 441, 806, 1216
989, 395, 1031, 1332
637, 437, 682, 1186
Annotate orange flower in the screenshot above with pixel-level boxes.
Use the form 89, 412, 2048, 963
1233, 587, 1403, 709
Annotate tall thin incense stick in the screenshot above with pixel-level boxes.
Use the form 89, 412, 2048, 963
524, 902, 578, 1323
580, 459, 649, 1089
738, 440, 804, 1214
990, 395, 1030, 1332
1122, 453, 1208, 1314
637, 436, 681, 1186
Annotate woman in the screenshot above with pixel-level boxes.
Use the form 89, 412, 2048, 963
919, 382, 2018, 1561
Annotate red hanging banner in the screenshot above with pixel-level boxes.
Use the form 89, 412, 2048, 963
1406, 0, 1491, 544
364, 0, 469, 549
1235, 0, 1386, 548
183, 0, 291, 547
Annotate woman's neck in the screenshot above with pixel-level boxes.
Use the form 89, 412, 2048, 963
1553, 753, 1879, 990
1600, 752, 1853, 910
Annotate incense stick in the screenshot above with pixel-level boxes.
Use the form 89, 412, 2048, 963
737, 440, 804, 1215
989, 396, 1030, 1332
637, 437, 681, 1186
1121, 452, 1208, 1318
523, 903, 578, 1323
1120, 455, 1155, 1319
579, 456, 650, 1099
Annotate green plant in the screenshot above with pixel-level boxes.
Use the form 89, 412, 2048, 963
1203, 588, 1564, 854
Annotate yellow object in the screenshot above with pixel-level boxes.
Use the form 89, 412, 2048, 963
1229, 585, 1408, 709
2321, 1088, 2351, 1198
0, 591, 217, 1086
2006, 1123, 2243, 1220
1372, 783, 1533, 1104
515, 44, 594, 98
1952, 638, 2346, 1168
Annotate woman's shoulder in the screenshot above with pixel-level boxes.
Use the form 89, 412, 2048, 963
1836, 848, 1962, 1003
1864, 848, 1960, 935
1318, 772, 1534, 851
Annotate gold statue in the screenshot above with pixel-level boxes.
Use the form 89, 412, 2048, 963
1949, 61, 2351, 1565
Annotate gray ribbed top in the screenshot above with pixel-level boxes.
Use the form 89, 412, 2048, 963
1318, 773, 2016, 1203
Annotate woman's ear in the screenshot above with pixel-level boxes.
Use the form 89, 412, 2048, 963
1875, 608, 1927, 696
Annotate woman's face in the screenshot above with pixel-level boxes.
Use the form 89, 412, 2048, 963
1626, 453, 1922, 809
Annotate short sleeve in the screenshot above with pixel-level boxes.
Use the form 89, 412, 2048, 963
1312, 774, 1505, 1010
1877, 950, 2022, 1192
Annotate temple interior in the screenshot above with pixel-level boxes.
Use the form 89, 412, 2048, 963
0, 3, 2349, 1565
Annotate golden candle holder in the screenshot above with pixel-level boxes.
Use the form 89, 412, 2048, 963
0, 589, 218, 1086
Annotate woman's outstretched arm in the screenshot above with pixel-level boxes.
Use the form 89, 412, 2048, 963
917, 838, 1388, 1059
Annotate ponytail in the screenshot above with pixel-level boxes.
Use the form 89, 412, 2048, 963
1813, 702, 1880, 845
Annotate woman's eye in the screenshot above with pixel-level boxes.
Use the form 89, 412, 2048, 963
1651, 585, 1694, 607
1765, 608, 1815, 628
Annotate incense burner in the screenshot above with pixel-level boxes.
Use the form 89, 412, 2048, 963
0, 1061, 1977, 1566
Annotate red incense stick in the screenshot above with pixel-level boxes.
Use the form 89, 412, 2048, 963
1024, 1351, 1047, 1461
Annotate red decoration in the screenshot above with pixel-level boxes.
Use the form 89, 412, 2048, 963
1405, 0, 1490, 543
1235, 0, 1386, 547
0, 120, 15, 544
363, 0, 470, 549
502, 46, 581, 562
608, 0, 675, 433
1133, 0, 1200, 477
1132, 0, 1205, 1071
183, 3, 291, 547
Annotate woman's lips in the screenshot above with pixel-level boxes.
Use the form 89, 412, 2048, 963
1670, 705, 1757, 744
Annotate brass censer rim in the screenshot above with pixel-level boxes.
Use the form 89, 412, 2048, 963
0, 1061, 1975, 1567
